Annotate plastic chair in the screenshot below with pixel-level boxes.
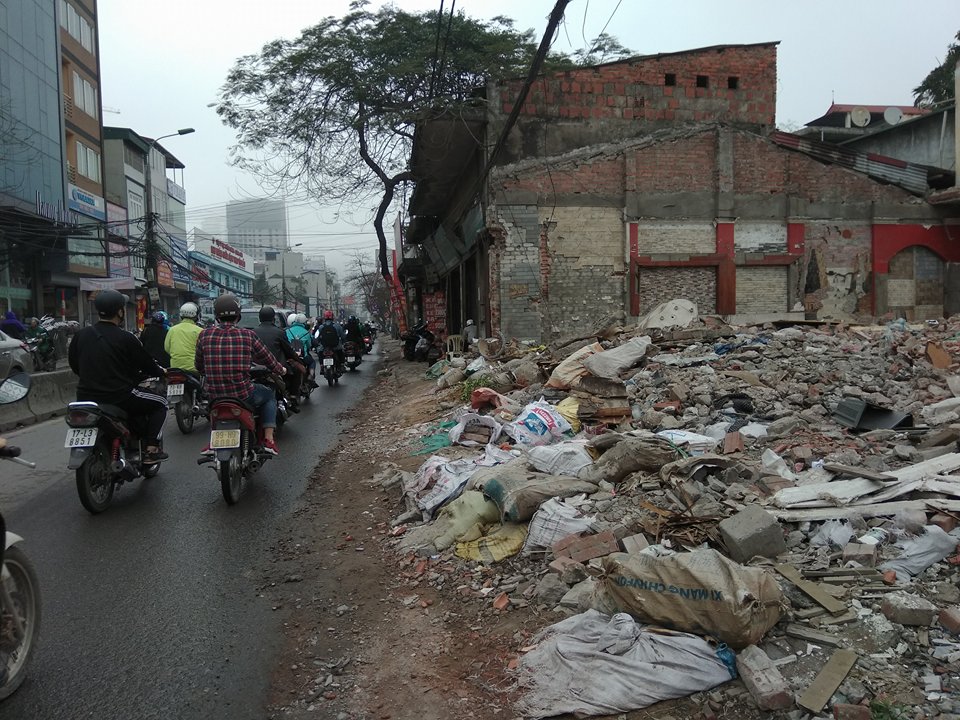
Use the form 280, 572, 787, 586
446, 335, 464, 361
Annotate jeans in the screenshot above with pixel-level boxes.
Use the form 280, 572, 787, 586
247, 383, 277, 429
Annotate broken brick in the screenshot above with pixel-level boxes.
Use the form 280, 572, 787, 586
723, 431, 744, 455
736, 645, 793, 710
929, 513, 958, 534
842, 542, 877, 567
492, 592, 510, 611
553, 530, 619, 564
548, 556, 582, 575
881, 591, 937, 626
939, 606, 960, 634
833, 704, 871, 720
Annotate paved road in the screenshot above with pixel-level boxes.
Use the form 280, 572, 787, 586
2, 357, 377, 719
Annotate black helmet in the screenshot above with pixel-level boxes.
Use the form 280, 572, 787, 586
258, 306, 276, 322
214, 293, 241, 321
94, 290, 128, 318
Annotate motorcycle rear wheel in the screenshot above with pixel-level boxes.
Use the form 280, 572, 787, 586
76, 446, 114, 514
0, 546, 42, 700
219, 453, 243, 505
174, 390, 195, 434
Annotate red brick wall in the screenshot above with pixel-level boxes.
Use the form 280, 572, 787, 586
630, 134, 718, 193
500, 44, 777, 127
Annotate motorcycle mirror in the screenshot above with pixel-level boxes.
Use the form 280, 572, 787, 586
0, 372, 31, 404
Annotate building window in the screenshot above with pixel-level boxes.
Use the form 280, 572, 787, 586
664, 73, 676, 87
128, 189, 144, 222
76, 142, 100, 183
123, 143, 144, 173
72, 72, 98, 119
727, 76, 739, 90
61, 1, 95, 54
696, 75, 709, 88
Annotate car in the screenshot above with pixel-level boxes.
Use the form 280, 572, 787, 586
237, 306, 295, 330
0, 329, 31, 379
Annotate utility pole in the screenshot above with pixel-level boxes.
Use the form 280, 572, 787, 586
143, 128, 194, 312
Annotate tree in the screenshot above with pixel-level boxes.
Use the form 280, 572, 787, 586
572, 33, 635, 66
251, 271, 276, 306
217, 1, 581, 282
913, 31, 960, 108
345, 251, 391, 330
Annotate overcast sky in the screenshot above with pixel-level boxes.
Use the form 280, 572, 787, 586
97, 0, 958, 273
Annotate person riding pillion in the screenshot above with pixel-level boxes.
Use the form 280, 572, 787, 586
285, 313, 317, 382
195, 294, 287, 456
67, 290, 169, 463
316, 310, 346, 365
164, 302, 203, 374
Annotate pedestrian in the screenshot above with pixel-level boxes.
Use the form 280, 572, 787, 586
462, 319, 478, 346
1, 310, 26, 339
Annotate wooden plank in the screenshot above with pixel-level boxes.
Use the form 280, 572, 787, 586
776, 565, 848, 615
770, 499, 960, 523
823, 463, 896, 482
784, 624, 846, 648
796, 649, 858, 714
802, 568, 882, 579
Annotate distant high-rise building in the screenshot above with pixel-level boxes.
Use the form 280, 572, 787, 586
225, 198, 288, 262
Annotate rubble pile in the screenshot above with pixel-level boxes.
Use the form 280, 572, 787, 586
379, 305, 960, 719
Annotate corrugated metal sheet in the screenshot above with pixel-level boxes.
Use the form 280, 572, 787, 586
771, 131, 932, 195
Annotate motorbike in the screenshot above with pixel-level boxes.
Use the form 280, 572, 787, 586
343, 340, 362, 372
199, 367, 279, 505
64, 377, 164, 514
362, 335, 373, 354
402, 322, 434, 362
25, 337, 56, 373
166, 368, 208, 434
0, 372, 41, 700
319, 347, 343, 387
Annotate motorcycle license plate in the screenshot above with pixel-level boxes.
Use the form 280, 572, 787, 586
323, 358, 334, 367
64, 427, 98, 448
347, 356, 356, 363
166, 384, 185, 397
210, 429, 241, 449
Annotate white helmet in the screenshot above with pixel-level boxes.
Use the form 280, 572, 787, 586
297, 313, 308, 325
179, 302, 200, 319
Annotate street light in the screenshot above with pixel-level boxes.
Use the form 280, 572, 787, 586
144, 128, 195, 311
281, 242, 303, 309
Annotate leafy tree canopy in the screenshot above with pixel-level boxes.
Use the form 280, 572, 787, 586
217, 1, 628, 276
913, 30, 960, 108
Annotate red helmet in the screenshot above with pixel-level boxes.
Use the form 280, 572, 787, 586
323, 310, 334, 320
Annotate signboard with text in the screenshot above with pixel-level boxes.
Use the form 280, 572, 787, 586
68, 184, 106, 221
192, 237, 253, 274
156, 259, 174, 287
171, 235, 190, 286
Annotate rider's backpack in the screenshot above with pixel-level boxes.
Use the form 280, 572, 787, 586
318, 323, 340, 349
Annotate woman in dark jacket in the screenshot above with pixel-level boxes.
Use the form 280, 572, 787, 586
140, 311, 171, 367
0, 310, 26, 339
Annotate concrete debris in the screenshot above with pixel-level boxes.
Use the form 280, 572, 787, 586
381, 316, 960, 719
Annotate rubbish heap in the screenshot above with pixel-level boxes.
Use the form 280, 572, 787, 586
377, 301, 960, 719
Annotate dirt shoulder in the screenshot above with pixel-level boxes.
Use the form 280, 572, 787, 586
263, 343, 529, 720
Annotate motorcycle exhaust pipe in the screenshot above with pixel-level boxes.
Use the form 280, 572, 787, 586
111, 458, 139, 479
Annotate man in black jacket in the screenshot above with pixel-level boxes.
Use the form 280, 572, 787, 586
253, 306, 306, 404
68, 290, 168, 462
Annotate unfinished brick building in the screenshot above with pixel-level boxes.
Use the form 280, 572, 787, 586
402, 42, 959, 342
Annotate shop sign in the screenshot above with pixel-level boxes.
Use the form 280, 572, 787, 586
68, 184, 106, 221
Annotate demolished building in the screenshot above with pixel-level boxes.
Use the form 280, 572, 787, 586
402, 42, 960, 343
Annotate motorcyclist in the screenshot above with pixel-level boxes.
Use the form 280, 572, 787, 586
67, 290, 168, 463
315, 309, 346, 367
343, 315, 363, 345
24, 317, 55, 368
164, 302, 203, 374
285, 313, 317, 386
140, 311, 170, 367
254, 306, 306, 404
196, 294, 287, 456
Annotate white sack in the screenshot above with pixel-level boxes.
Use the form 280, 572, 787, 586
516, 610, 732, 718
448, 412, 503, 447
505, 399, 573, 447
522, 498, 596, 554
527, 443, 594, 476
581, 336, 652, 380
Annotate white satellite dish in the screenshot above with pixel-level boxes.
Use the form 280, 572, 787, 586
850, 106, 871, 127
883, 107, 904, 125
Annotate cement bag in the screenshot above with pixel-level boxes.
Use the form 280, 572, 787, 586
456, 523, 527, 563
555, 397, 582, 433
505, 399, 573, 447
481, 465, 599, 523
406, 455, 480, 519
527, 443, 594, 476
599, 549, 782, 649
448, 413, 503, 447
516, 610, 733, 719
545, 342, 603, 389
398, 491, 501, 553
578, 434, 679, 484
581, 336, 652, 380
523, 498, 596, 554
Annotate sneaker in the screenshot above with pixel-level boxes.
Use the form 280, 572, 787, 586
144, 449, 169, 463
200, 445, 215, 456
261, 438, 279, 456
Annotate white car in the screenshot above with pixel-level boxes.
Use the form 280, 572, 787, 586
0, 330, 31, 379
